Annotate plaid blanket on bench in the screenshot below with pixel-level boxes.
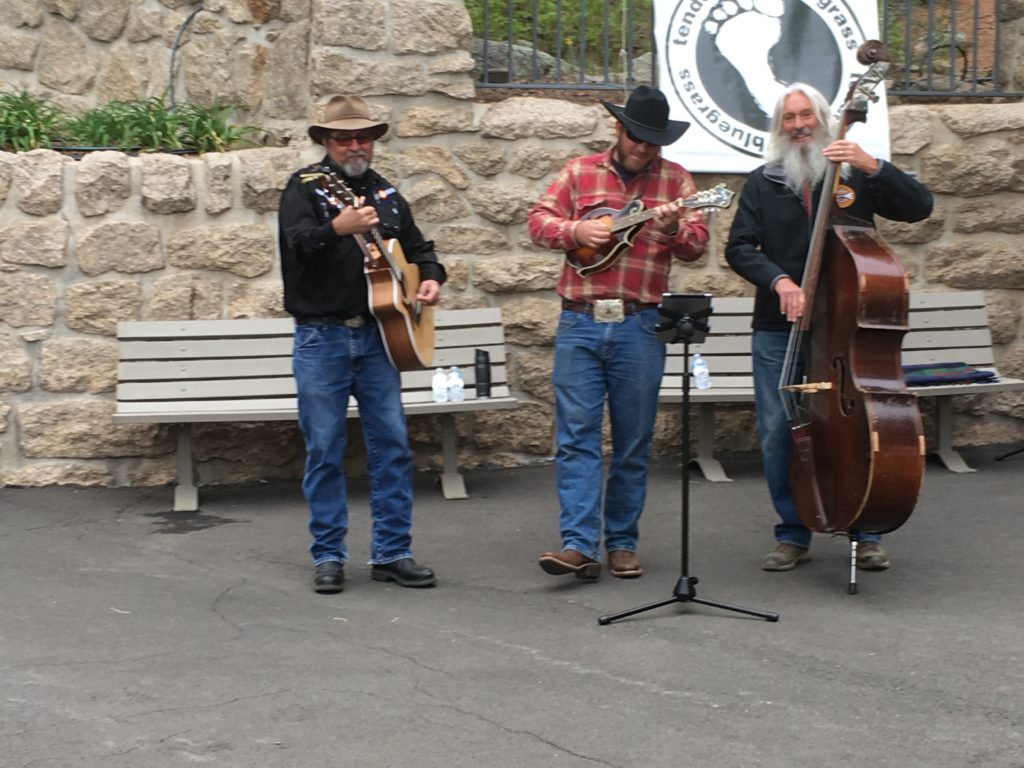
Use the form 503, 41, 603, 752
903, 362, 998, 386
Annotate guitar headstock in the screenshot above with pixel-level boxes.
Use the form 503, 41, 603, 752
309, 164, 358, 211
683, 183, 735, 211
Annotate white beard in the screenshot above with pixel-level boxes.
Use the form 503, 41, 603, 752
777, 132, 830, 192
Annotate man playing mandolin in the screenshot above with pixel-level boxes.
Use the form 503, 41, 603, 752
278, 94, 445, 594
527, 85, 709, 581
726, 83, 933, 573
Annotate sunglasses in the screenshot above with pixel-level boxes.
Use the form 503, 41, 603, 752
624, 129, 659, 148
327, 132, 376, 145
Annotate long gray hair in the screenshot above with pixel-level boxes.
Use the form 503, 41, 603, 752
764, 83, 837, 166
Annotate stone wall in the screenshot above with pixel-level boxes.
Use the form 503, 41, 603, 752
0, 0, 1022, 489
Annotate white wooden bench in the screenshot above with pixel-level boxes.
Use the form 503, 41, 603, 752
658, 291, 1024, 481
114, 308, 518, 511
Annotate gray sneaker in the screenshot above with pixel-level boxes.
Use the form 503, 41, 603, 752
762, 543, 810, 572
856, 541, 890, 571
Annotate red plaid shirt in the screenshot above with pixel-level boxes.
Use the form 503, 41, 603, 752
528, 149, 708, 303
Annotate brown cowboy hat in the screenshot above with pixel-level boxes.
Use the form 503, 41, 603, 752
308, 95, 388, 145
601, 85, 689, 146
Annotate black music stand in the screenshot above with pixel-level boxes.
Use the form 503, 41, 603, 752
599, 293, 779, 626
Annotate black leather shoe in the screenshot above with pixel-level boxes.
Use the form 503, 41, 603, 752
313, 561, 344, 594
371, 557, 436, 588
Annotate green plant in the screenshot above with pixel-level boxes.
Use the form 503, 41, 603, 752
175, 102, 265, 153
0, 90, 66, 151
63, 97, 184, 150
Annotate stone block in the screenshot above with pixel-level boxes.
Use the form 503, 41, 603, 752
0, 27, 38, 70
389, 0, 472, 54
393, 106, 476, 137
452, 141, 507, 177
65, 279, 143, 335
480, 98, 598, 139
926, 241, 1024, 290
141, 154, 196, 214
39, 339, 117, 393
74, 151, 131, 216
475, 254, 560, 293
400, 147, 470, 189
168, 224, 275, 278
501, 296, 559, 345
203, 153, 234, 215
238, 147, 301, 213
77, 222, 163, 275
0, 219, 68, 268
37, 18, 97, 94
403, 178, 468, 223
466, 180, 538, 225
433, 225, 508, 256
0, 273, 58, 327
17, 400, 171, 458
14, 150, 65, 216
0, 334, 31, 392
146, 274, 223, 320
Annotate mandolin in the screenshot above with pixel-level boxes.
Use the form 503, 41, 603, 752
566, 183, 734, 277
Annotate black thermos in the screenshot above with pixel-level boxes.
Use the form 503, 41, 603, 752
474, 349, 491, 397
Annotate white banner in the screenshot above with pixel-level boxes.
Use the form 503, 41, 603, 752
655, 0, 890, 173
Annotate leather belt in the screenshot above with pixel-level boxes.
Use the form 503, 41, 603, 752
561, 300, 658, 315
297, 314, 372, 328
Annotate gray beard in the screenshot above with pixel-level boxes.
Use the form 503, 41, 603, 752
778, 135, 830, 193
341, 156, 369, 177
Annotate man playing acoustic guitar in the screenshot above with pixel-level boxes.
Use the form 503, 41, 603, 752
278, 94, 445, 594
527, 86, 709, 581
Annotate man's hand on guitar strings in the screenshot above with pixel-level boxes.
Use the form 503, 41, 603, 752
416, 279, 441, 306
331, 197, 379, 236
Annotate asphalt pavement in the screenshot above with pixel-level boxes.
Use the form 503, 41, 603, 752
1, 447, 1022, 767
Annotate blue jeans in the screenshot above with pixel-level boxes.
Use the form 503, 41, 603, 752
552, 309, 666, 560
752, 330, 880, 548
292, 323, 415, 566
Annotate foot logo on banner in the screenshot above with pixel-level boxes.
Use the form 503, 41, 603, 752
662, 0, 872, 164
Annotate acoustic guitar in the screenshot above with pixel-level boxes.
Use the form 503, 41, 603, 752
311, 166, 435, 371
566, 183, 735, 277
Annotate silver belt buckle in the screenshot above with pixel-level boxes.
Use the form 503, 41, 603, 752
343, 315, 368, 328
593, 299, 625, 323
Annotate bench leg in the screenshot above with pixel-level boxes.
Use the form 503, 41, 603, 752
173, 424, 200, 511
438, 413, 468, 500
692, 404, 733, 482
932, 397, 976, 474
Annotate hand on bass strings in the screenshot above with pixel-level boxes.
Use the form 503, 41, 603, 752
416, 279, 441, 306
572, 217, 612, 249
822, 139, 879, 175
775, 276, 806, 322
331, 195, 379, 236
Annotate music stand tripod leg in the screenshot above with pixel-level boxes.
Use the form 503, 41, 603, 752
598, 298, 779, 626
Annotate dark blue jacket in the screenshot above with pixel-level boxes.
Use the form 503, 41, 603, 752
725, 160, 933, 332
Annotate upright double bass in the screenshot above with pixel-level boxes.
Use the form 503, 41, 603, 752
780, 42, 925, 537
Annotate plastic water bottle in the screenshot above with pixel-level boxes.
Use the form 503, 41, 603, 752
447, 366, 465, 402
431, 367, 449, 402
691, 353, 711, 389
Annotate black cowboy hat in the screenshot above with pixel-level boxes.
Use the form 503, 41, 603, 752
601, 85, 689, 146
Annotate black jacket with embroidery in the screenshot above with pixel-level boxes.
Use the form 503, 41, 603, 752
278, 156, 445, 321
725, 160, 933, 332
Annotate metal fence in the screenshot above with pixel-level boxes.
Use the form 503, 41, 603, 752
882, 0, 1015, 97
471, 0, 1018, 98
